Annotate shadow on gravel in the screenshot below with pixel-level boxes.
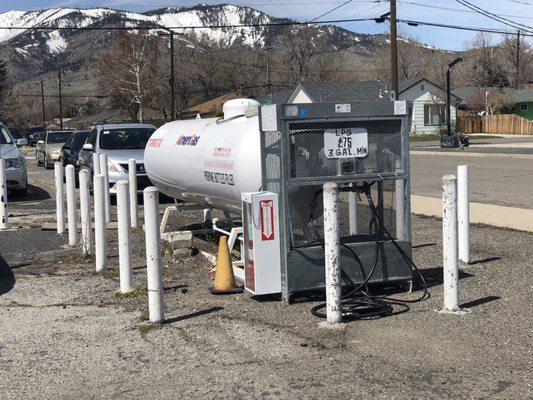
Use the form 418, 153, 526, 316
460, 295, 500, 309
412, 243, 436, 249
164, 306, 223, 324
418, 267, 474, 290
0, 255, 15, 296
468, 257, 501, 266
9, 184, 51, 202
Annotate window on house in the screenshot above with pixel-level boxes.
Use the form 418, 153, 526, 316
420, 84, 424, 91
424, 104, 446, 126
521, 104, 528, 112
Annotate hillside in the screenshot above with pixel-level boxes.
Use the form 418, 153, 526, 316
0, 4, 401, 79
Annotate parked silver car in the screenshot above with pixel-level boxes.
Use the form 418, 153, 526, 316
0, 123, 28, 196
78, 123, 156, 194
36, 130, 74, 169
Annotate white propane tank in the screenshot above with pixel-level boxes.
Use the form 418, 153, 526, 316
144, 99, 262, 212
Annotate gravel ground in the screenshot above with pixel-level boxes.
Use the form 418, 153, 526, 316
0, 158, 531, 399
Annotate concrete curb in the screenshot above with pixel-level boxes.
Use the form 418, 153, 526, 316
411, 150, 533, 159
411, 195, 533, 233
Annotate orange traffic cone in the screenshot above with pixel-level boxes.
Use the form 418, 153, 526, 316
210, 236, 243, 294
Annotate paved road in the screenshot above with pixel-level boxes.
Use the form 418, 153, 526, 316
410, 153, 533, 209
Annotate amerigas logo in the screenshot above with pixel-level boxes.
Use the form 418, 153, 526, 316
176, 134, 200, 146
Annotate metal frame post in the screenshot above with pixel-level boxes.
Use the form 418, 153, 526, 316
348, 191, 358, 235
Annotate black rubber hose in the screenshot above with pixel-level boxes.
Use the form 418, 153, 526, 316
310, 182, 428, 321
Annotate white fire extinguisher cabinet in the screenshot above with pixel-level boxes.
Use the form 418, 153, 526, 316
241, 191, 282, 295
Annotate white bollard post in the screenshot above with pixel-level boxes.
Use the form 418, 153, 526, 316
395, 178, 406, 240
0, 159, 7, 230
348, 191, 358, 235
442, 174, 459, 311
94, 174, 107, 272
117, 180, 133, 293
323, 182, 342, 324
92, 152, 101, 176
99, 153, 111, 224
79, 169, 92, 255
457, 165, 470, 265
128, 158, 138, 229
65, 165, 78, 246
54, 162, 65, 235
144, 186, 165, 323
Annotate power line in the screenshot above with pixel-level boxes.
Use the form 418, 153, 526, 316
454, 0, 533, 33
308, 0, 353, 23
397, 18, 533, 37
506, 0, 533, 5
396, 0, 533, 21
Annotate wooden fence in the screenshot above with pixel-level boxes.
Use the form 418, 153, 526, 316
457, 114, 533, 135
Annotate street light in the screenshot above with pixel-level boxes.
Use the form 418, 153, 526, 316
157, 29, 176, 121
446, 57, 463, 137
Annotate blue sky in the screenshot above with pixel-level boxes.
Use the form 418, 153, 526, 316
1, 0, 531, 50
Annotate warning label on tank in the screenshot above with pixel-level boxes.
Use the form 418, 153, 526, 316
204, 170, 235, 186
324, 127, 368, 159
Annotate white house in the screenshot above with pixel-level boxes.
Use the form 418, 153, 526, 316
273, 78, 461, 135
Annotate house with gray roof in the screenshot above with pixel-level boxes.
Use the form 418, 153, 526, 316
271, 78, 461, 135
455, 86, 533, 121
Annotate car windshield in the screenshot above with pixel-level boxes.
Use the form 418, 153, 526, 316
0, 126, 13, 145
47, 132, 71, 144
99, 128, 155, 150
73, 131, 90, 151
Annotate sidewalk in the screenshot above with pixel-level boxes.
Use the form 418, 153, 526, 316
411, 195, 533, 232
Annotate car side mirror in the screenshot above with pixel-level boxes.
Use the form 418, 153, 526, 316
16, 138, 28, 146
37, 140, 44, 145
82, 143, 93, 151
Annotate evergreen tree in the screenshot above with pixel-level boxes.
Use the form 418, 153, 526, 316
0, 59, 10, 121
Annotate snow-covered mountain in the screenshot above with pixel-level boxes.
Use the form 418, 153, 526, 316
0, 4, 391, 72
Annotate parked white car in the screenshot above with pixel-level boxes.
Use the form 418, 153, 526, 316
0, 123, 28, 196
78, 123, 156, 194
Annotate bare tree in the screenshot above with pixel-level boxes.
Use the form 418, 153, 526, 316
464, 33, 509, 87
502, 33, 532, 89
97, 31, 159, 122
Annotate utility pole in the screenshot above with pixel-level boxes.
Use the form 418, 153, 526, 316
389, 0, 399, 99
40, 79, 46, 126
58, 69, 63, 129
266, 47, 271, 96
515, 30, 520, 89
170, 30, 175, 121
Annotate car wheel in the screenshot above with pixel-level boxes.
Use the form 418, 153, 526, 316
44, 159, 52, 169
